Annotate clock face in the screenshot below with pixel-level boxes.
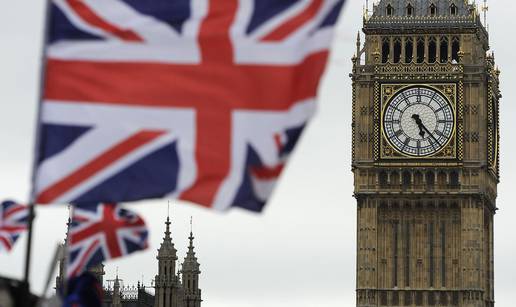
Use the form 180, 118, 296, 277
383, 86, 455, 157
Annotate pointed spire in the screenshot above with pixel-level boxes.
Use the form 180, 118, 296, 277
188, 217, 195, 252
165, 215, 171, 240
163, 201, 172, 242
182, 217, 200, 274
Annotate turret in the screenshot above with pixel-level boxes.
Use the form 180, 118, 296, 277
156, 216, 178, 284
181, 218, 201, 307
112, 272, 122, 307
154, 214, 182, 307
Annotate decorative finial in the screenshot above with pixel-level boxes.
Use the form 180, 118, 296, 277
189, 217, 195, 247
481, 0, 489, 27
190, 216, 193, 234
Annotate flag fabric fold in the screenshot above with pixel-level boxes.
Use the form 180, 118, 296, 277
0, 201, 29, 252
33, 0, 346, 212
67, 203, 148, 278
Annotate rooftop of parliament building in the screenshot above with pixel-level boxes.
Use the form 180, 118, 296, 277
56, 216, 203, 307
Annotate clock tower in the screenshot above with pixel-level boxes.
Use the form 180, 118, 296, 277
351, 1, 500, 306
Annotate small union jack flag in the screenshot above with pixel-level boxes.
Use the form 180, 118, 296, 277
33, 0, 345, 212
67, 203, 148, 278
0, 201, 29, 252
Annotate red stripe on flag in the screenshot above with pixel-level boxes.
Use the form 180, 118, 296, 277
44, 51, 329, 111
199, 0, 238, 63
0, 236, 12, 251
180, 109, 231, 208
0, 226, 26, 233
261, 0, 324, 41
67, 0, 144, 42
251, 164, 284, 180
37, 130, 166, 204
70, 239, 100, 278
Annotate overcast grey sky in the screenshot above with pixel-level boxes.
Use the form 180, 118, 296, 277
0, 1, 514, 306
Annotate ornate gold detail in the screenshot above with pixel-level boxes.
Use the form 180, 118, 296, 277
377, 83, 459, 161
375, 63, 463, 76
373, 82, 381, 161
352, 81, 357, 164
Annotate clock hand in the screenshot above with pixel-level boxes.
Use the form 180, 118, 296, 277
421, 124, 441, 146
411, 114, 441, 146
411, 114, 426, 138
412, 114, 441, 146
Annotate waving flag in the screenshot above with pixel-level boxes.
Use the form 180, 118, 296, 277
67, 203, 148, 278
0, 201, 29, 252
33, 0, 345, 211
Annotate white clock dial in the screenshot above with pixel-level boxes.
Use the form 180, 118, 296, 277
383, 86, 455, 157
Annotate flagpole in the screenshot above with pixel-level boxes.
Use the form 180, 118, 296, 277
24, 0, 52, 285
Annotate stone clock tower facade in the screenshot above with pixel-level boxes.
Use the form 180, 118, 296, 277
351, 1, 500, 306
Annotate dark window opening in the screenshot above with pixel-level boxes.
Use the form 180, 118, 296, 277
407, 4, 414, 16
430, 4, 437, 16
428, 38, 437, 63
450, 4, 458, 15
428, 293, 436, 305
391, 171, 400, 186
450, 171, 459, 187
394, 39, 402, 63
392, 292, 399, 305
451, 37, 460, 62
404, 292, 412, 306
429, 222, 435, 288
379, 171, 388, 186
414, 171, 423, 186
387, 4, 394, 16
380, 292, 388, 305
426, 172, 435, 186
402, 171, 411, 187
416, 292, 423, 306
440, 37, 449, 63
405, 38, 414, 63
405, 222, 411, 287
382, 38, 390, 63
441, 221, 446, 287
452, 292, 459, 305
440, 292, 448, 305
437, 172, 447, 186
417, 38, 425, 63
393, 221, 399, 287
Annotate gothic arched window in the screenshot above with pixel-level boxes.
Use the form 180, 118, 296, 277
386, 4, 394, 16
407, 4, 414, 16
430, 3, 437, 16
450, 3, 458, 15
428, 37, 437, 63
405, 37, 414, 63
382, 37, 390, 63
416, 37, 425, 63
393, 38, 402, 63
440, 37, 449, 63
451, 36, 460, 62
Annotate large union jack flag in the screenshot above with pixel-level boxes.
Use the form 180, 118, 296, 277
67, 203, 148, 278
33, 0, 345, 212
0, 201, 29, 252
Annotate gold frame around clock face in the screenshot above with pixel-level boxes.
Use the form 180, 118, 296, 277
378, 83, 459, 160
